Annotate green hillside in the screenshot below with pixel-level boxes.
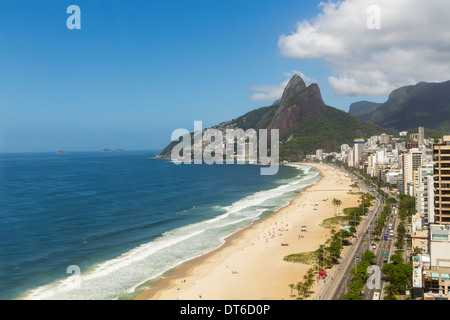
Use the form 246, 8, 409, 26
279, 106, 398, 161
358, 80, 450, 133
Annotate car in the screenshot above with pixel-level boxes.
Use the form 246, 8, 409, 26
383, 256, 388, 263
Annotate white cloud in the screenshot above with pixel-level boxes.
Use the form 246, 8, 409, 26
250, 70, 316, 102
278, 0, 450, 96
250, 81, 288, 102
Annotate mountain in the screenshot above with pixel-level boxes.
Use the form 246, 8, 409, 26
348, 101, 382, 118
267, 75, 327, 139
353, 80, 450, 133
157, 75, 396, 161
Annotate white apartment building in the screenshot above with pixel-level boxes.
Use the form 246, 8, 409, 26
403, 148, 423, 195
413, 163, 435, 231
316, 149, 323, 161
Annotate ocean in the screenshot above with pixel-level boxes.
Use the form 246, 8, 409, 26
0, 151, 319, 300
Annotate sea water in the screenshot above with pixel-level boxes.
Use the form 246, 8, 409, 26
0, 151, 319, 299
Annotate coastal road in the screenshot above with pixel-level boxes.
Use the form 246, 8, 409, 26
315, 193, 382, 300
314, 165, 404, 300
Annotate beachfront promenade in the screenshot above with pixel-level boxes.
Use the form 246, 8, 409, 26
314, 194, 382, 300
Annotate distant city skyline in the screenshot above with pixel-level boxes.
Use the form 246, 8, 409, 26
1, 0, 450, 153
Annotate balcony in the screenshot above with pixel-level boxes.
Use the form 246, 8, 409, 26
435, 186, 450, 192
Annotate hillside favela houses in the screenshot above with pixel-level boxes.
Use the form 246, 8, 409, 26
306, 131, 450, 300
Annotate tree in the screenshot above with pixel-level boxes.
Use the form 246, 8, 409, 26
304, 268, 316, 287
299, 281, 310, 298
332, 198, 342, 216
384, 284, 398, 300
288, 283, 295, 297
390, 253, 403, 265
395, 234, 405, 251
397, 221, 406, 235
411, 246, 422, 256
431, 135, 442, 145
344, 207, 362, 226
382, 254, 413, 296
338, 229, 353, 245
295, 281, 310, 299
341, 290, 361, 300
295, 282, 303, 298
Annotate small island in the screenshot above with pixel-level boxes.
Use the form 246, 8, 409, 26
101, 148, 124, 153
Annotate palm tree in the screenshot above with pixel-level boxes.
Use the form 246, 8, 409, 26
331, 198, 342, 215
299, 281, 310, 298
296, 281, 303, 299
304, 268, 316, 288
306, 267, 315, 281
288, 283, 295, 297
332, 198, 340, 216
336, 199, 342, 215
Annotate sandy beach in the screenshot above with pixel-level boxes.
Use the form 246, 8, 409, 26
136, 162, 359, 300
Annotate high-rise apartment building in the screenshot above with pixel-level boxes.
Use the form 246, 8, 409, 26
418, 126, 425, 146
316, 149, 323, 161
403, 148, 422, 195
354, 138, 365, 168
434, 136, 450, 225
413, 163, 435, 231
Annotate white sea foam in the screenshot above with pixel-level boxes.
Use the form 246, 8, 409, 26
21, 165, 319, 300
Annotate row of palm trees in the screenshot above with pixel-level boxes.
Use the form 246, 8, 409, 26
288, 267, 315, 299
287, 191, 374, 300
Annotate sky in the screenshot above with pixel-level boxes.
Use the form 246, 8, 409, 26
1, 0, 450, 153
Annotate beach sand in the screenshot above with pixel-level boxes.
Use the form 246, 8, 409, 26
136, 162, 359, 300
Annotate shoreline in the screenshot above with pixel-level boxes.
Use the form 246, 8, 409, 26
136, 162, 358, 300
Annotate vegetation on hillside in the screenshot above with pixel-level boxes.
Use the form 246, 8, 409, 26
279, 106, 397, 161
358, 80, 450, 133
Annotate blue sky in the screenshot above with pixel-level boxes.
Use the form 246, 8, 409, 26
1, 0, 448, 152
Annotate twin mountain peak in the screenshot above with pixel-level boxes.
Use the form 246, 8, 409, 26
158, 74, 447, 160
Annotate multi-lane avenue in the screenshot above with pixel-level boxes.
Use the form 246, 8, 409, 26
314, 167, 399, 300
